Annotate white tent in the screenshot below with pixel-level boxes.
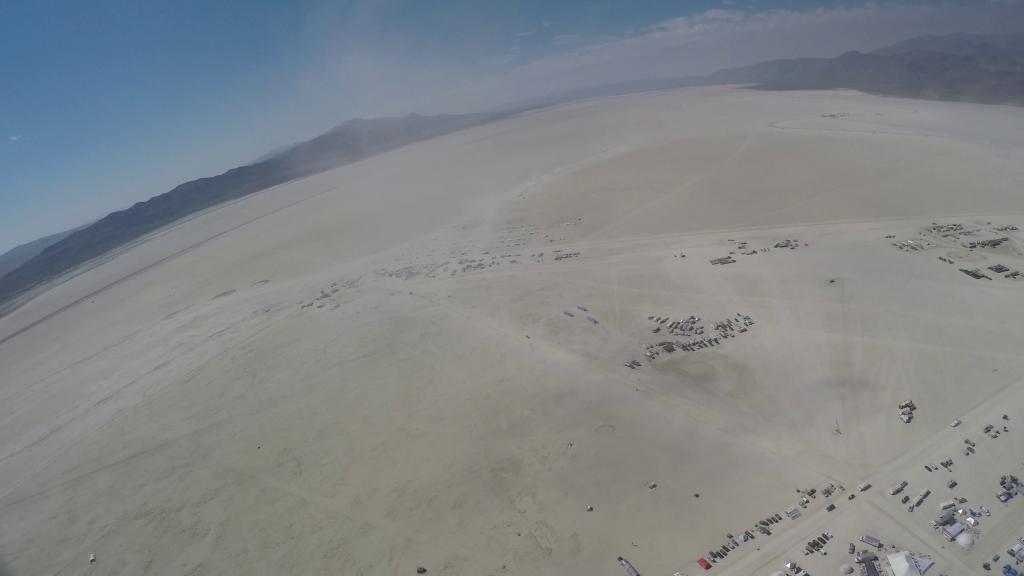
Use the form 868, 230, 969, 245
886, 552, 923, 576
956, 531, 975, 550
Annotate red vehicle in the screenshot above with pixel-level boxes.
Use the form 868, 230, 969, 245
698, 557, 712, 570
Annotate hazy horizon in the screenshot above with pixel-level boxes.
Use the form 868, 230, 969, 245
2, 0, 1023, 254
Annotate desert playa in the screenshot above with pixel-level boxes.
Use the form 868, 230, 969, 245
4, 86, 1024, 576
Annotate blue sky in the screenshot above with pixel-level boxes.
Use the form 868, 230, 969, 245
1, 0, 1021, 252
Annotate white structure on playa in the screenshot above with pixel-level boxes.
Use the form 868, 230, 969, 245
886, 551, 933, 576
955, 531, 974, 549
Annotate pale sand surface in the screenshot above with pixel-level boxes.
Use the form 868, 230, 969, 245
3, 87, 1024, 575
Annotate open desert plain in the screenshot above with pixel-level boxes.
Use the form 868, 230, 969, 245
5, 86, 1024, 576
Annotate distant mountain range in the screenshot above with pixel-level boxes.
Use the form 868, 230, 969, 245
0, 111, 500, 309
0, 226, 82, 282
2, 33, 1024, 312
871, 33, 1024, 57
706, 33, 1024, 105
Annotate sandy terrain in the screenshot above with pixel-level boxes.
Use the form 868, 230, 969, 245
3, 87, 1024, 576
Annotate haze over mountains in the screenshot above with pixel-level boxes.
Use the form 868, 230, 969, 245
0, 227, 81, 281
0, 112, 500, 310
2, 32, 1023, 312
707, 33, 1024, 104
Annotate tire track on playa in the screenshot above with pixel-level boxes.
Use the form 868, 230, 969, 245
225, 466, 376, 576
463, 260, 1024, 365
0, 307, 287, 505
538, 210, 1024, 257
396, 224, 1024, 574
0, 142, 630, 349
411, 290, 846, 486
508, 144, 637, 201
578, 134, 756, 243
767, 118, 929, 138
0, 320, 155, 406
5, 201, 1018, 352
0, 177, 353, 348
424, 261, 1024, 475
407, 288, 870, 572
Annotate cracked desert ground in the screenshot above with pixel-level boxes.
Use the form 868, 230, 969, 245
4, 87, 1024, 576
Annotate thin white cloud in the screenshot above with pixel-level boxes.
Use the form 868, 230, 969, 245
9, 135, 21, 141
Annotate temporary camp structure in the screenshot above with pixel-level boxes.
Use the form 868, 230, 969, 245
886, 551, 924, 576
956, 532, 975, 550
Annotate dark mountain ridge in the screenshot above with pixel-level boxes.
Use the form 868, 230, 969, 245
0, 111, 500, 308
4, 33, 1024, 312
706, 34, 1024, 105
0, 227, 82, 281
